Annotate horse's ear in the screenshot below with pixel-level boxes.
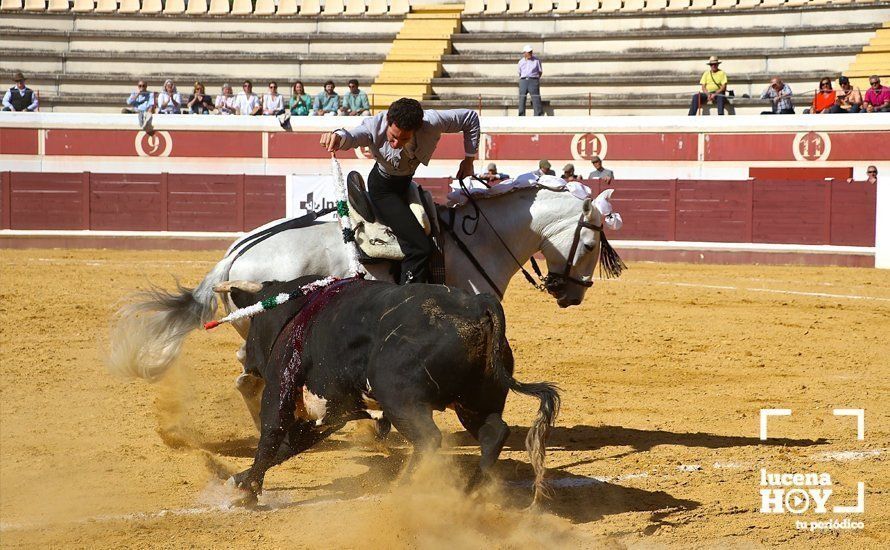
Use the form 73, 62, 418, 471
582, 197, 593, 216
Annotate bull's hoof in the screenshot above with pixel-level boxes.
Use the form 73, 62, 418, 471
225, 476, 259, 507
374, 417, 392, 440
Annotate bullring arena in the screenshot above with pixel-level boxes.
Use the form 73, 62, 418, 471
2, 0, 890, 548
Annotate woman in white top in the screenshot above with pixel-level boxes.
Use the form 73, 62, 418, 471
215, 83, 237, 115
262, 81, 285, 116
157, 79, 182, 114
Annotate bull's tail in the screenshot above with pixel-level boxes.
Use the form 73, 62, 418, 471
107, 256, 233, 382
481, 295, 561, 503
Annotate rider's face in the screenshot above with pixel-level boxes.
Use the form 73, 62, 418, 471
386, 123, 414, 149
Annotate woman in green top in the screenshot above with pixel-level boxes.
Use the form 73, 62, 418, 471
289, 81, 312, 116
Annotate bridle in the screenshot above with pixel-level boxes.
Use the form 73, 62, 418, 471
542, 212, 600, 293
443, 179, 616, 299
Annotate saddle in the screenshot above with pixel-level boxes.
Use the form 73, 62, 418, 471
346, 171, 445, 284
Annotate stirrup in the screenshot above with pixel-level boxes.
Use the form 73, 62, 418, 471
347, 171, 375, 223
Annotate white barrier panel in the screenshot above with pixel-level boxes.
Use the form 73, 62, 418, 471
286, 174, 338, 221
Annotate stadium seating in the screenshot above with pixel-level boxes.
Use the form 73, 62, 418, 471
1, 0, 888, 114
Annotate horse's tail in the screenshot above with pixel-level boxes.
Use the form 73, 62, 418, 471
481, 295, 561, 503
108, 255, 235, 381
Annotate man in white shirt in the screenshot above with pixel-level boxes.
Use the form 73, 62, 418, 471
237, 80, 261, 116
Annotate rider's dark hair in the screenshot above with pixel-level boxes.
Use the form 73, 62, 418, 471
386, 98, 424, 131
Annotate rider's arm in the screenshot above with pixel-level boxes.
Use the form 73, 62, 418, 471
332, 113, 382, 149
425, 109, 481, 157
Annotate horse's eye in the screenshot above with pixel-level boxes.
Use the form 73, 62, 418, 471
583, 242, 595, 252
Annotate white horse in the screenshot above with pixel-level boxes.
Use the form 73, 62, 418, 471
109, 183, 623, 422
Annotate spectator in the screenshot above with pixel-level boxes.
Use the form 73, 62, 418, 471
863, 76, 890, 113
588, 155, 614, 184
157, 79, 182, 114
237, 80, 262, 116
313, 80, 340, 116
340, 79, 370, 116
518, 44, 543, 117
688, 56, 728, 116
760, 77, 794, 114
187, 82, 215, 114
215, 83, 237, 115
476, 162, 509, 183
262, 81, 285, 116
289, 81, 312, 116
834, 76, 862, 114
867, 166, 878, 184
809, 77, 836, 114
562, 163, 583, 182
3, 71, 38, 112
122, 79, 153, 115
534, 159, 555, 177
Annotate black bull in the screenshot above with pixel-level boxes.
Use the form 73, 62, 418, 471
225, 276, 561, 503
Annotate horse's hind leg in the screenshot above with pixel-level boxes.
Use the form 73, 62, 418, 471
234, 341, 264, 431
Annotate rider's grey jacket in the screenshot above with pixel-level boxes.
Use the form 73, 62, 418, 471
334, 109, 480, 178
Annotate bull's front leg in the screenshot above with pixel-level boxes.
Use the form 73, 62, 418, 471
229, 377, 292, 504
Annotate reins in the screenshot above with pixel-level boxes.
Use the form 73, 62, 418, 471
443, 178, 625, 298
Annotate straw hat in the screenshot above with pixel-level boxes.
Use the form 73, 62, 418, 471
706, 56, 721, 66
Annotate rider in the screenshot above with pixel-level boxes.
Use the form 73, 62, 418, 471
320, 98, 480, 284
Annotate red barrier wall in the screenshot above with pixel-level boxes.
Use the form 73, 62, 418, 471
0, 173, 876, 247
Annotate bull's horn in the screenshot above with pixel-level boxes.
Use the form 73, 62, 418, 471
213, 280, 263, 294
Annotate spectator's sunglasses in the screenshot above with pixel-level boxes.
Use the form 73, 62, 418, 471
243, 83, 251, 88
137, 83, 146, 88
868, 170, 878, 174
269, 85, 277, 90
349, 83, 358, 87
870, 80, 880, 86
820, 81, 831, 88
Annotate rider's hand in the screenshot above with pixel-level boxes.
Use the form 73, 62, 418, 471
320, 132, 341, 152
456, 157, 475, 181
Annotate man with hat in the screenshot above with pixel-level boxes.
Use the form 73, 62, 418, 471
476, 162, 510, 184
3, 72, 38, 112
688, 56, 728, 116
588, 156, 614, 184
518, 44, 543, 116
562, 163, 583, 182
533, 159, 555, 177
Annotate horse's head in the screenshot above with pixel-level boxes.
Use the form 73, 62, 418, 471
537, 188, 624, 308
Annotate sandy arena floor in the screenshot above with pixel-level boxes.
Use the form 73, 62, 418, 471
1, 248, 888, 548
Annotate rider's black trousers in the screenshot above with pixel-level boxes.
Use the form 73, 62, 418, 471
367, 165, 433, 284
